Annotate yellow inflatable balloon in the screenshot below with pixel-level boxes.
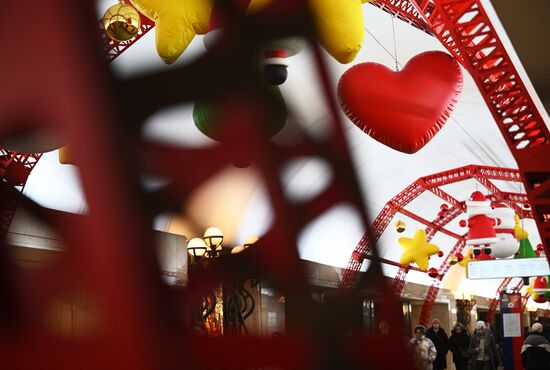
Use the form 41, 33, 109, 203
131, 0, 367, 65
399, 229, 440, 271
309, 0, 367, 63
129, 0, 214, 64
514, 214, 529, 240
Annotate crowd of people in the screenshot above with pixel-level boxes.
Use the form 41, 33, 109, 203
408, 319, 550, 370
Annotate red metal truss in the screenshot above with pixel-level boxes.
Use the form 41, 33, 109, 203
390, 265, 410, 297
341, 165, 532, 289
371, 0, 550, 255
486, 277, 513, 323
0, 149, 41, 238
522, 292, 531, 313
419, 238, 466, 326
370, 0, 432, 35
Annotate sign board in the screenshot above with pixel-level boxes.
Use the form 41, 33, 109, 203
503, 313, 521, 337
500, 292, 523, 370
467, 257, 550, 279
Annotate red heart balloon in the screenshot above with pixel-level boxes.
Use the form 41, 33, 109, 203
338, 51, 463, 154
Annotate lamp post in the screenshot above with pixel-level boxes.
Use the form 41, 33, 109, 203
187, 227, 258, 337
456, 292, 476, 328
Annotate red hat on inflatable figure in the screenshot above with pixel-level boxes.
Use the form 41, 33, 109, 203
203, 2, 305, 85
459, 191, 500, 259
491, 203, 519, 259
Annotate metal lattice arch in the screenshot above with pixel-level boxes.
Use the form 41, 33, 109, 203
339, 164, 537, 326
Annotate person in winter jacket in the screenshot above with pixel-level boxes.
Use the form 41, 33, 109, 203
468, 321, 497, 370
426, 319, 450, 370
449, 322, 471, 370
521, 322, 550, 370
410, 324, 437, 370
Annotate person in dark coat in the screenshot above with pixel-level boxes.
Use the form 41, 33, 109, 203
521, 322, 550, 370
426, 319, 450, 370
468, 321, 497, 370
449, 322, 470, 370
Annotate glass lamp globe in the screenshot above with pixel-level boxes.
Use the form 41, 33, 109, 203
203, 227, 224, 248
187, 237, 207, 257
243, 236, 259, 249
231, 246, 245, 254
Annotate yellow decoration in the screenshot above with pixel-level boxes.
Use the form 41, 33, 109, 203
131, 0, 367, 65
398, 229, 440, 271
308, 0, 365, 63
58, 145, 73, 165
102, 4, 142, 42
394, 220, 406, 233
458, 249, 472, 268
129, 0, 215, 64
514, 214, 529, 240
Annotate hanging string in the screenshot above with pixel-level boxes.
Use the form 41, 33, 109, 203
391, 14, 399, 71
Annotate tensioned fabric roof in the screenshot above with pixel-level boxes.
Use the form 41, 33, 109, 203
22, 1, 547, 299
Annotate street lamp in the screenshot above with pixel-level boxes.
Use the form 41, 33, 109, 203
186, 227, 259, 337
455, 290, 476, 328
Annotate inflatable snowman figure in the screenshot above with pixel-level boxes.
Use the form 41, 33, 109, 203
491, 203, 519, 258
459, 191, 501, 258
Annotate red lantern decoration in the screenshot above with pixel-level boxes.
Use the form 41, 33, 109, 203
337, 51, 463, 154
440, 204, 449, 212
437, 251, 444, 257
455, 253, 464, 262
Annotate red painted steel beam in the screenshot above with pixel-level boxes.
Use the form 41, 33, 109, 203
396, 207, 464, 240
487, 277, 513, 324
370, 0, 433, 35
419, 237, 467, 326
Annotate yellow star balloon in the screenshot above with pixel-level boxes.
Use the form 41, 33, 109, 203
246, 0, 370, 63
458, 249, 472, 268
131, 0, 368, 65
129, 0, 215, 64
399, 229, 440, 271
514, 214, 529, 240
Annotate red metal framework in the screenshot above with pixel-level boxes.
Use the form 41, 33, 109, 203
371, 0, 550, 257
418, 238, 466, 326
486, 277, 513, 324
0, 149, 41, 237
341, 165, 532, 289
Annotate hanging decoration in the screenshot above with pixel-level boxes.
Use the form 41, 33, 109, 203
536, 244, 546, 257
133, 0, 366, 66
459, 191, 500, 259
427, 267, 439, 278
307, 0, 367, 64
394, 220, 406, 233
531, 276, 549, 304
102, 3, 142, 42
129, 0, 215, 64
193, 85, 287, 142
437, 203, 450, 219
514, 215, 537, 258
398, 229, 440, 270
491, 203, 519, 259
337, 51, 463, 154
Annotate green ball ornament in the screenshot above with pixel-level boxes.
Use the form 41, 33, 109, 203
193, 86, 287, 142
